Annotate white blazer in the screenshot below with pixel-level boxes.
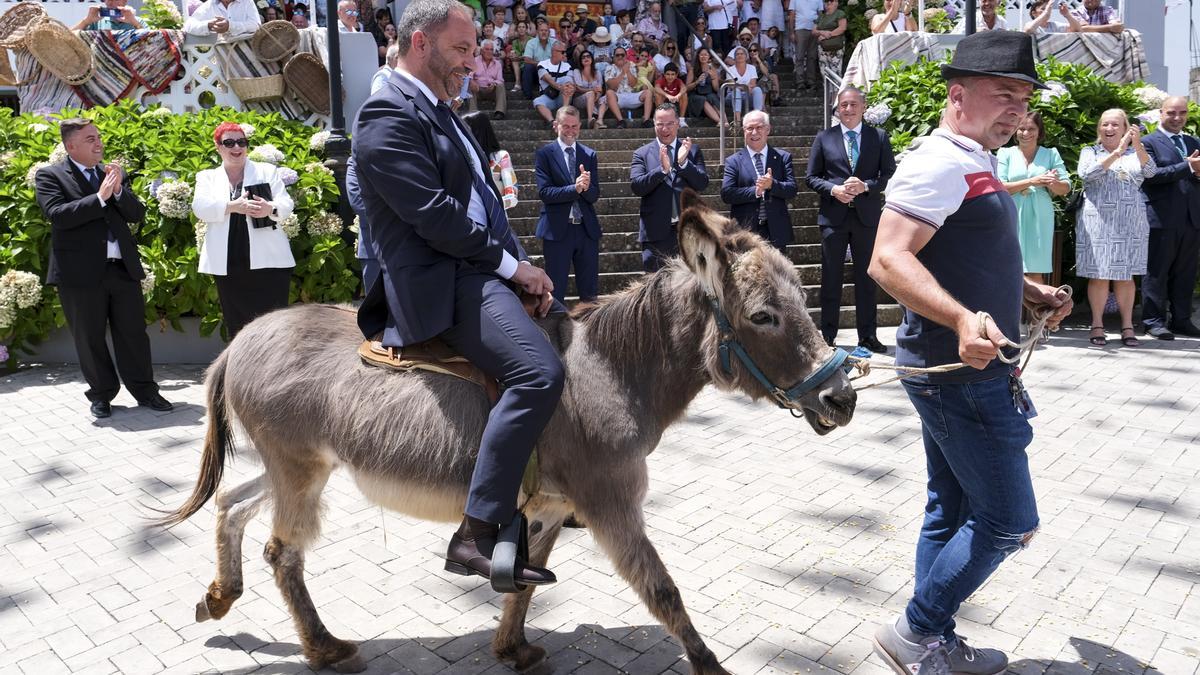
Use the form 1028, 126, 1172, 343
193, 160, 295, 276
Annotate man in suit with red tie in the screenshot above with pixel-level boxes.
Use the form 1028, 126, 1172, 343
1139, 95, 1200, 339
805, 86, 896, 353
34, 118, 171, 419
720, 110, 798, 251
534, 106, 602, 302
354, 0, 561, 590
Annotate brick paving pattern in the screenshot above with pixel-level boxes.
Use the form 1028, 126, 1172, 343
2, 326, 1199, 674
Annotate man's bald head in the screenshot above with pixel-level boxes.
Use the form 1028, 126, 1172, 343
1160, 95, 1190, 135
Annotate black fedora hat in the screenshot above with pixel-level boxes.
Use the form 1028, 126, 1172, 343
941, 30, 1046, 89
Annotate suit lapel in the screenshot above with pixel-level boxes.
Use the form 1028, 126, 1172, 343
551, 143, 572, 184
856, 127, 874, 175
395, 73, 475, 169
830, 127, 851, 174
64, 158, 94, 196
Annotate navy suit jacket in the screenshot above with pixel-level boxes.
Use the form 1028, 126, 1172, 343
534, 141, 601, 241
35, 158, 146, 287
354, 71, 526, 348
630, 138, 710, 243
804, 124, 895, 228
1141, 130, 1200, 230
720, 146, 799, 246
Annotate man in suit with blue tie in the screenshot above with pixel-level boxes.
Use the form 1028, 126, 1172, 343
1139, 95, 1200, 339
805, 86, 896, 353
630, 103, 710, 272
34, 118, 172, 419
720, 110, 798, 251
535, 106, 602, 302
354, 0, 562, 590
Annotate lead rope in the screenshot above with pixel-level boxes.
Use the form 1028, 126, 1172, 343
846, 285, 1072, 392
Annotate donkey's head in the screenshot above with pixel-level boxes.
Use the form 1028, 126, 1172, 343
676, 190, 855, 434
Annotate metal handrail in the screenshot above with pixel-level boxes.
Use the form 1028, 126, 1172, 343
717, 81, 749, 164
820, 63, 844, 129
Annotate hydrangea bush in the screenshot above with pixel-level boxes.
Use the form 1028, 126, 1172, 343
0, 100, 356, 370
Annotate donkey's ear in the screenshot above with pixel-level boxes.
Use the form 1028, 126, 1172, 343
677, 191, 728, 296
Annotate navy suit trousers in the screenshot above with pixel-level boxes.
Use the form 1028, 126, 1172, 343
820, 210, 878, 342
544, 224, 600, 302
642, 226, 679, 273
439, 271, 565, 524
1143, 226, 1200, 329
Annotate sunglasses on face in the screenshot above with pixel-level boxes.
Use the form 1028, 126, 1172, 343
345, 9, 358, 16
220, 138, 249, 148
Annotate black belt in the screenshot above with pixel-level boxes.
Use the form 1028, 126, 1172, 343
846, 202, 856, 209
106, 258, 123, 264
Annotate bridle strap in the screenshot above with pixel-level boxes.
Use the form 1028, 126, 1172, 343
708, 297, 848, 409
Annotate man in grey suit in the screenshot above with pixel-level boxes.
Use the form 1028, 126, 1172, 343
354, 0, 560, 591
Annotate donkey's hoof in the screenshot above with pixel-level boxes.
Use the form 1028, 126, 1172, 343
495, 642, 547, 672
194, 598, 212, 622
330, 653, 367, 674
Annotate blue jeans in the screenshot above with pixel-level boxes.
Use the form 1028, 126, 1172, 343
901, 373, 1039, 641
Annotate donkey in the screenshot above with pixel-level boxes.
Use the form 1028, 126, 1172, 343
158, 192, 857, 675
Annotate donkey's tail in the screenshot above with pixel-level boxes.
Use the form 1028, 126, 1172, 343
154, 350, 236, 527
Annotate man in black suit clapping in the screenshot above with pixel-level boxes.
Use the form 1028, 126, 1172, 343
34, 118, 171, 418
805, 87, 896, 353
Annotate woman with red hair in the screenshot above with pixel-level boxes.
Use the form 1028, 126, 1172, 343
191, 122, 295, 339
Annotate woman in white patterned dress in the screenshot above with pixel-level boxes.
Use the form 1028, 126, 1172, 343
1076, 109, 1156, 347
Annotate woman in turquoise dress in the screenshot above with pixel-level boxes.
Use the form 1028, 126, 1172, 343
997, 111, 1071, 284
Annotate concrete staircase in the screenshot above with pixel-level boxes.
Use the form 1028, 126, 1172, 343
489, 69, 902, 329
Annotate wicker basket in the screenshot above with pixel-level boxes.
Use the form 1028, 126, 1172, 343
230, 74, 286, 103
27, 20, 93, 86
0, 47, 18, 86
0, 2, 47, 49
251, 20, 299, 63
283, 52, 330, 115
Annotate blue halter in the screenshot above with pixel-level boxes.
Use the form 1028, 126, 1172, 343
708, 297, 849, 414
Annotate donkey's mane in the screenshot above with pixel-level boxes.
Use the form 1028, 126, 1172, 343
569, 262, 703, 365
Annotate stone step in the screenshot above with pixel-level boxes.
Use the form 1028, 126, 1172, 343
533, 252, 860, 286
506, 193, 822, 219
512, 167, 823, 198
509, 210, 822, 235
521, 233, 830, 263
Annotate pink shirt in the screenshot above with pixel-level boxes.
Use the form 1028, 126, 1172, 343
473, 55, 504, 88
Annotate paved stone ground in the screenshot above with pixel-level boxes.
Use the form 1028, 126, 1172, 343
2, 325, 1199, 675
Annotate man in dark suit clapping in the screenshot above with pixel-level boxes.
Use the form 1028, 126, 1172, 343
1139, 95, 1200, 339
630, 103, 710, 272
34, 118, 171, 419
354, 0, 561, 590
535, 106, 602, 302
720, 110, 798, 251
805, 87, 896, 352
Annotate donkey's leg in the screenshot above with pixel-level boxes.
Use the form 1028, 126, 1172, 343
582, 500, 731, 675
493, 503, 568, 671
261, 450, 365, 674
196, 475, 269, 622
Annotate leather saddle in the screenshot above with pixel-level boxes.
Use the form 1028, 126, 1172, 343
357, 292, 543, 405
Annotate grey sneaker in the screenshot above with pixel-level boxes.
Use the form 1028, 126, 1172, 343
947, 636, 1007, 675
873, 620, 951, 675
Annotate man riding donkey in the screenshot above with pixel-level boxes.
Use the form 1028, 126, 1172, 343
354, 0, 564, 590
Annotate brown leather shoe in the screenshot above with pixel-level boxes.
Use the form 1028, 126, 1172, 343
444, 517, 556, 587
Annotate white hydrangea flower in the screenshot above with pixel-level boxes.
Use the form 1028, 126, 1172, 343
146, 106, 174, 118
140, 271, 156, 295
1133, 85, 1169, 109
0, 298, 15, 329
25, 161, 51, 187
0, 270, 43, 309
309, 130, 331, 152
305, 160, 334, 177
350, 215, 360, 234
195, 221, 208, 249
156, 179, 193, 219
48, 143, 67, 164
29, 123, 50, 134
864, 8, 878, 18
0, 150, 16, 171
248, 143, 285, 164
239, 123, 256, 138
306, 212, 344, 238
1039, 80, 1068, 103
1137, 110, 1162, 126
279, 214, 301, 239
863, 102, 892, 125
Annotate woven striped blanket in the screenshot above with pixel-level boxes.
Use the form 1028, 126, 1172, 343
14, 29, 183, 112
844, 31, 1149, 92
73, 29, 184, 107
211, 30, 330, 121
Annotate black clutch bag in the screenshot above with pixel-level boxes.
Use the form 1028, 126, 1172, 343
243, 183, 276, 229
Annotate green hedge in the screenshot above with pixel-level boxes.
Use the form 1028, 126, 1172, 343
0, 100, 359, 370
864, 57, 1191, 290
